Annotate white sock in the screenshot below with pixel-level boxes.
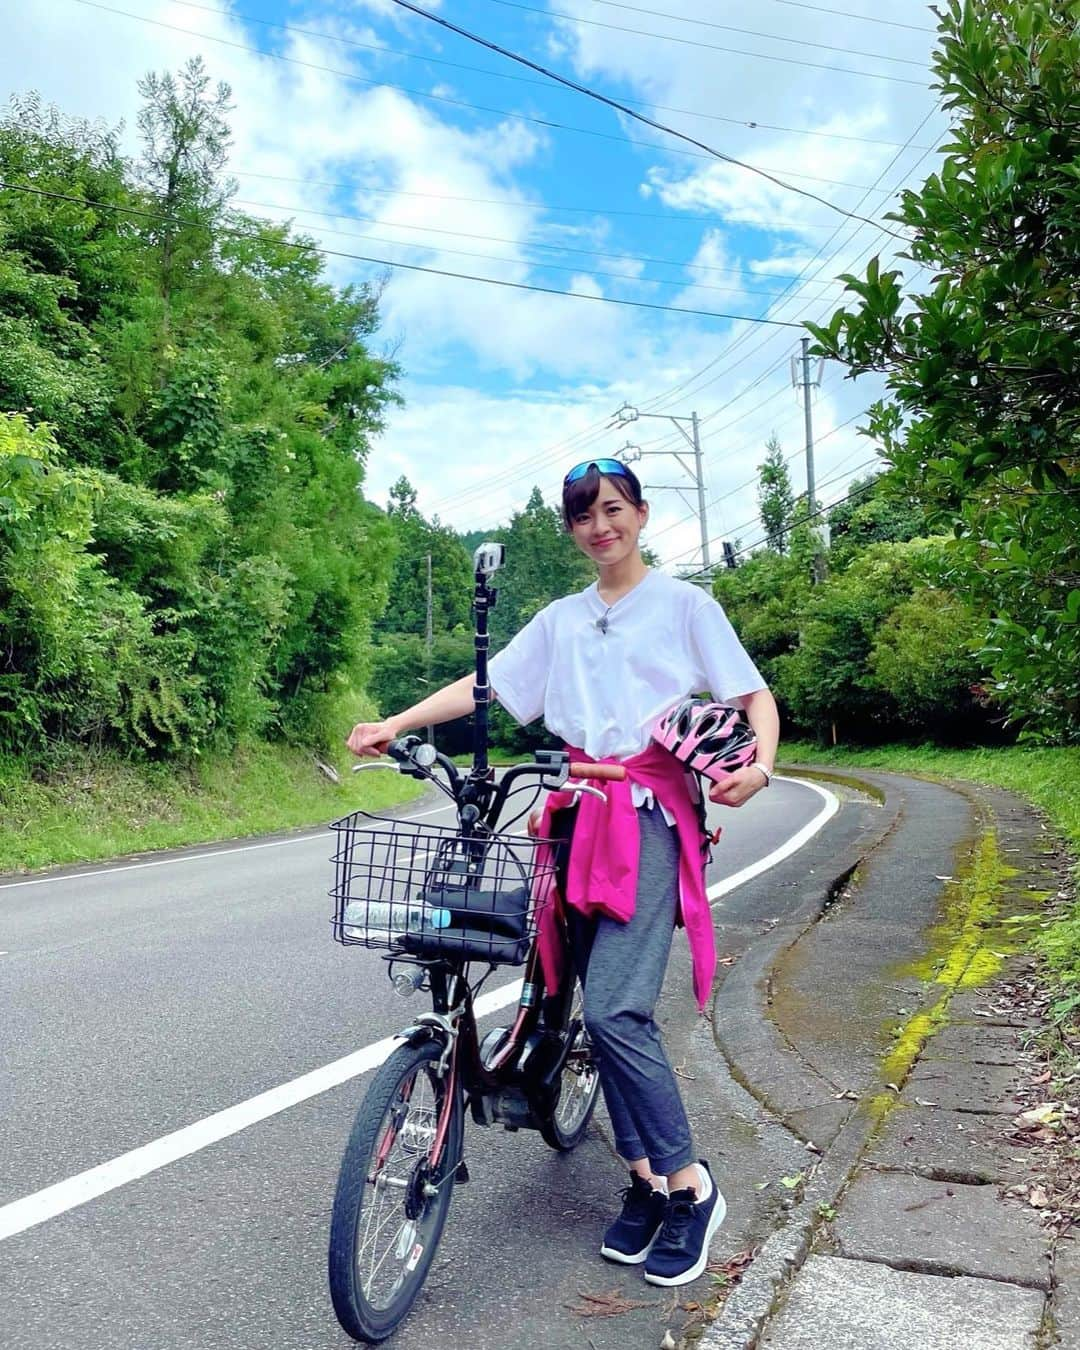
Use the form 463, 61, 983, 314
694, 1163, 712, 1204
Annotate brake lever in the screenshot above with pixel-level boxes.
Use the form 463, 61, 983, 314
569, 783, 608, 804
351, 763, 396, 773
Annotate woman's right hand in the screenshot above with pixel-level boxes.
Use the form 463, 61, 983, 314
346, 720, 399, 758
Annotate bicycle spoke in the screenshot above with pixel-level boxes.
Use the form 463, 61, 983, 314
349, 1062, 450, 1310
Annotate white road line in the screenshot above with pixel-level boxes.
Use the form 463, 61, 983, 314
707, 775, 839, 903
0, 774, 839, 1242
0, 980, 522, 1243
0, 803, 453, 892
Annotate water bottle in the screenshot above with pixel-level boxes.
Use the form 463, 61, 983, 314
343, 899, 452, 939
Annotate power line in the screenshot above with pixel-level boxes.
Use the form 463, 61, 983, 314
483, 117, 933, 526
576, 0, 928, 65
673, 450, 884, 579
586, 0, 935, 38
0, 180, 804, 326
63, 0, 921, 197
156, 0, 935, 152
640, 110, 940, 414
420, 108, 938, 518
386, 0, 913, 240
658, 412, 870, 564
233, 168, 915, 232
247, 210, 805, 301
481, 0, 928, 83
231, 193, 848, 299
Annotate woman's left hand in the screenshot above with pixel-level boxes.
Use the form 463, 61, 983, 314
708, 765, 768, 808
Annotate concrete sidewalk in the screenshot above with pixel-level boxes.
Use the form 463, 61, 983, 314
700, 771, 1075, 1350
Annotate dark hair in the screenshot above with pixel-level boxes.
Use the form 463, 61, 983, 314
561, 462, 645, 529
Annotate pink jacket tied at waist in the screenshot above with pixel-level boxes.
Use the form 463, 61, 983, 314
533, 742, 715, 1011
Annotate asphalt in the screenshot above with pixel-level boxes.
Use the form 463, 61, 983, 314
4, 766, 1066, 1350
0, 772, 858, 1350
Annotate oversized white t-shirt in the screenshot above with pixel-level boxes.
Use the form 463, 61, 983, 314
489, 570, 765, 761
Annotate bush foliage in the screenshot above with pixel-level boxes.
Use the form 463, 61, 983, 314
0, 69, 399, 756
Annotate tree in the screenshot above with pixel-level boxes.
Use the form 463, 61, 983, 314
136, 57, 233, 316
712, 548, 808, 709
757, 433, 794, 554
490, 486, 595, 647
0, 75, 400, 755
773, 539, 955, 742
827, 471, 929, 568
870, 588, 987, 736
807, 0, 1080, 741
376, 476, 472, 638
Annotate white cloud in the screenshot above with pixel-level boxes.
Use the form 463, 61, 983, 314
2, 0, 930, 570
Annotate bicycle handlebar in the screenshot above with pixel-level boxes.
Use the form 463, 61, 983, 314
568, 763, 626, 781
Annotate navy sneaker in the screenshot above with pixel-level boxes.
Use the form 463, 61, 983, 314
600, 1172, 668, 1265
643, 1160, 726, 1286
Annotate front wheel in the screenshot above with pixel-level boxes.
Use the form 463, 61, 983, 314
538, 980, 601, 1151
329, 1039, 463, 1343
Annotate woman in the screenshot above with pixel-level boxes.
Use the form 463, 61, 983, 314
347, 458, 779, 1287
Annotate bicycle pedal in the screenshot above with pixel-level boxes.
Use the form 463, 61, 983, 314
455, 1160, 470, 1184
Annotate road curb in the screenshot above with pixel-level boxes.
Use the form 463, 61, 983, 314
699, 768, 1048, 1349
712, 765, 905, 1130
699, 766, 931, 1349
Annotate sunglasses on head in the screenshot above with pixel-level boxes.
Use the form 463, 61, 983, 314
563, 458, 633, 485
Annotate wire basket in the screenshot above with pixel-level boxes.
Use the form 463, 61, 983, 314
329, 811, 561, 966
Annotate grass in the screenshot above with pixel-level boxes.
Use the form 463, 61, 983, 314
781, 740, 1080, 996
0, 739, 427, 874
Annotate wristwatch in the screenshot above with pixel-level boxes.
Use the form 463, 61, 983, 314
750, 762, 773, 786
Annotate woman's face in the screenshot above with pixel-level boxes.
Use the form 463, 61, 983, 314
568, 476, 648, 567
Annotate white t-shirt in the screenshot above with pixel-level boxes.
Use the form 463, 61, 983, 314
489, 570, 765, 761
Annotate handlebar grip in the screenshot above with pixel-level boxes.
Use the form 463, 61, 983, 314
568, 762, 627, 781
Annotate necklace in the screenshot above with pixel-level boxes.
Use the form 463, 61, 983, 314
594, 568, 649, 635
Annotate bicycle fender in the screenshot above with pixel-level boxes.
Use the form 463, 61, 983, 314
396, 1024, 446, 1049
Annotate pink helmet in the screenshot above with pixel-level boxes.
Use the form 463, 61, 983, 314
652, 698, 757, 781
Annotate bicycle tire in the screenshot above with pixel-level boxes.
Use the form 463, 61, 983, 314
538, 979, 601, 1151
328, 1039, 463, 1343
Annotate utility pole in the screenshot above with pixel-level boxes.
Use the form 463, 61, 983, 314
613, 404, 711, 582
792, 338, 826, 583
690, 411, 710, 574
424, 552, 434, 746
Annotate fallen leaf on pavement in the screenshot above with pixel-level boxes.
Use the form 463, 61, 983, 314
1029, 1185, 1050, 1208
915, 1097, 939, 1107
903, 1192, 951, 1212
1016, 1103, 1062, 1129
660, 1332, 676, 1349
567, 1289, 657, 1318
707, 1250, 755, 1280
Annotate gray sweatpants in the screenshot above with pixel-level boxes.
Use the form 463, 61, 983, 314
568, 804, 695, 1175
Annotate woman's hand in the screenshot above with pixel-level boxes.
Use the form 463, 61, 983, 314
346, 719, 399, 758
708, 764, 769, 808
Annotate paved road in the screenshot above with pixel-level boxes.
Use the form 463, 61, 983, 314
0, 776, 851, 1350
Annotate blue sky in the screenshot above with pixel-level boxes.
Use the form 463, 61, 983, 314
3, 0, 946, 571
